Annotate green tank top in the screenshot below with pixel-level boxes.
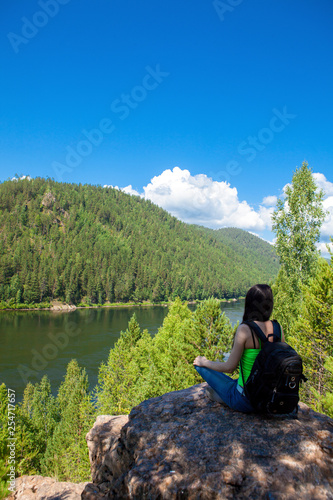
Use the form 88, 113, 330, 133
238, 348, 261, 387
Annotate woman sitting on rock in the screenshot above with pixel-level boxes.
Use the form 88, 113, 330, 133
193, 284, 285, 413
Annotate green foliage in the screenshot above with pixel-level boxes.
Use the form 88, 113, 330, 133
272, 162, 325, 288
0, 379, 58, 495
152, 298, 234, 392
321, 357, 333, 418
96, 314, 151, 414
0, 302, 51, 310
0, 465, 10, 500
0, 385, 10, 499
0, 362, 96, 485
0, 177, 279, 306
96, 298, 234, 415
272, 162, 326, 333
16, 377, 59, 475
0, 300, 234, 486
271, 267, 299, 334
287, 258, 333, 409
309, 357, 333, 418
42, 360, 96, 481
270, 162, 333, 416
0, 385, 8, 461
201, 226, 280, 292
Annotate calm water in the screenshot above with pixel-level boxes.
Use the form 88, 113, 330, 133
0, 301, 244, 401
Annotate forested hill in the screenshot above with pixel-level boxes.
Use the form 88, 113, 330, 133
198, 227, 278, 277
0, 178, 279, 305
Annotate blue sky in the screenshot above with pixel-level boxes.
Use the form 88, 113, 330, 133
1, 0, 333, 248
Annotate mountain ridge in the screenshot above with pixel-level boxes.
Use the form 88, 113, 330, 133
0, 177, 279, 305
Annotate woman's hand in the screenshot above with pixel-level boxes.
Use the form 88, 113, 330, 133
193, 355, 208, 367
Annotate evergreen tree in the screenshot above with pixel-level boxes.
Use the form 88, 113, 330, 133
97, 299, 235, 415
320, 357, 333, 418
16, 377, 59, 475
42, 360, 95, 481
0, 177, 279, 307
288, 257, 333, 410
152, 298, 234, 393
149, 298, 194, 394
0, 384, 11, 499
0, 384, 8, 463
23, 271, 40, 304
96, 315, 149, 414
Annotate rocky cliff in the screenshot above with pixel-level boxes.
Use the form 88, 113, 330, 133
82, 383, 333, 500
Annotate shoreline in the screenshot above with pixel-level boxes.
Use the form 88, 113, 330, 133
0, 297, 242, 312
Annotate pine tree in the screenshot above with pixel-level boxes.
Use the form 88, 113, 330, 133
0, 177, 279, 306
42, 360, 95, 481
96, 315, 148, 414
16, 377, 59, 475
0, 384, 11, 498
96, 299, 235, 415
321, 357, 333, 418
288, 257, 333, 410
152, 298, 234, 392
23, 271, 40, 304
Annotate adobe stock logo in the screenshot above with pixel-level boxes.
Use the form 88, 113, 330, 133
7, 0, 72, 54
210, 106, 297, 184
213, 0, 245, 22
237, 107, 297, 162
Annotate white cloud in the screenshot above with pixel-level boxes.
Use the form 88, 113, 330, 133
321, 196, 333, 238
143, 167, 272, 231
103, 184, 141, 196
248, 231, 275, 245
262, 195, 277, 207
281, 182, 291, 198
310, 172, 333, 239
311, 172, 333, 239
121, 185, 141, 196
11, 175, 31, 181
109, 167, 333, 248
317, 241, 333, 258
313, 172, 333, 196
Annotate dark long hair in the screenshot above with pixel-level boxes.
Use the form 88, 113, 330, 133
242, 284, 273, 322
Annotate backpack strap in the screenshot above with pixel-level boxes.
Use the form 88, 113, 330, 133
242, 321, 268, 344
271, 319, 282, 341
249, 328, 256, 349
242, 320, 282, 344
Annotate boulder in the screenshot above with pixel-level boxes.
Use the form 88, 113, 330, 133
86, 415, 129, 486
7, 475, 87, 499
41, 192, 56, 209
82, 383, 333, 500
50, 301, 76, 311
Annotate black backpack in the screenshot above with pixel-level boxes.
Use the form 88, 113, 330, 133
240, 320, 307, 415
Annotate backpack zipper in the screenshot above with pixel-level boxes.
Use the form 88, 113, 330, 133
271, 387, 277, 403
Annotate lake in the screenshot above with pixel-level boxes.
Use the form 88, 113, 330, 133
0, 301, 244, 401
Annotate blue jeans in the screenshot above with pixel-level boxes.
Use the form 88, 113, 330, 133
195, 365, 254, 413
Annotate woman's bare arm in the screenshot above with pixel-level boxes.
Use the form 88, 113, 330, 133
279, 323, 286, 342
193, 325, 248, 373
